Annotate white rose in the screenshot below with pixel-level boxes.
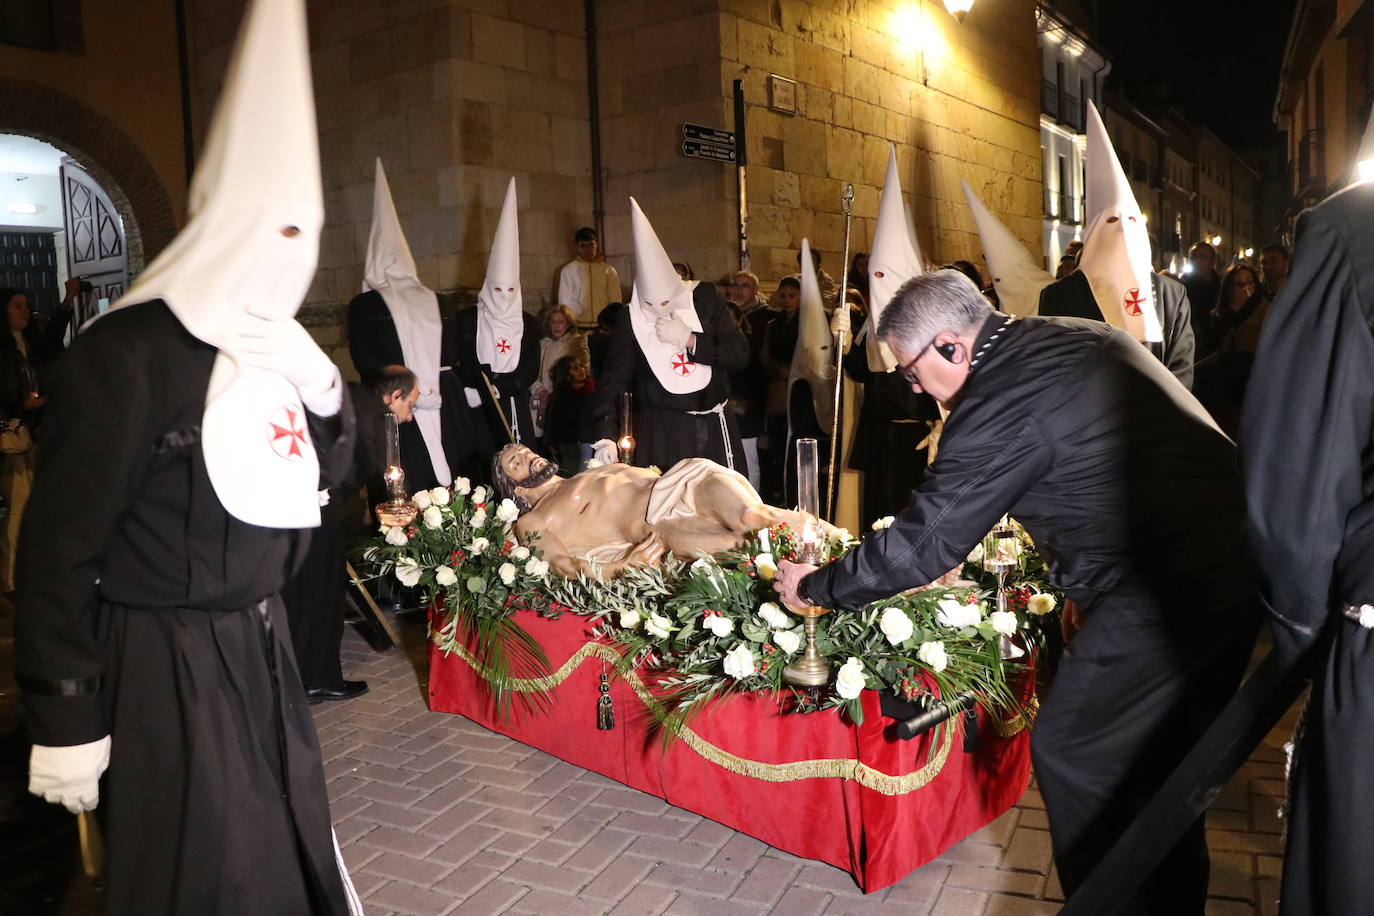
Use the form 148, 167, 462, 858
645, 612, 674, 639
394, 558, 422, 587
917, 640, 948, 673
704, 615, 734, 637
469, 508, 487, 527
966, 543, 985, 565
722, 643, 756, 679
757, 602, 791, 629
829, 527, 854, 545
434, 565, 458, 587
834, 657, 867, 699
773, 629, 802, 655
422, 506, 444, 529
453, 476, 472, 495
430, 486, 451, 506
619, 609, 641, 629
496, 499, 520, 523
498, 562, 517, 586
384, 526, 408, 547
1027, 593, 1057, 616
871, 515, 895, 530
753, 553, 777, 581
412, 489, 432, 509
511, 545, 531, 561
526, 558, 549, 578
471, 486, 487, 505
937, 598, 982, 629
989, 610, 1019, 637
585, 458, 604, 469
878, 606, 914, 645
468, 537, 489, 554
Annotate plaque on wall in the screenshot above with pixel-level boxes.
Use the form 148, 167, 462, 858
768, 75, 797, 115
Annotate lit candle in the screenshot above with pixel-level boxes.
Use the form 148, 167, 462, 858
618, 392, 635, 463
795, 438, 821, 564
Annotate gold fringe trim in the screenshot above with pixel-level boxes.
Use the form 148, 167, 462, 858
440, 639, 968, 796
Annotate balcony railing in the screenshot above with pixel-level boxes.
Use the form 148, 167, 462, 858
1043, 188, 1082, 224
1041, 79, 1058, 120
1296, 128, 1325, 195
1039, 80, 1084, 132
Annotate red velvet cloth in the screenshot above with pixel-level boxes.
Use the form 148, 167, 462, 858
427, 609, 1031, 892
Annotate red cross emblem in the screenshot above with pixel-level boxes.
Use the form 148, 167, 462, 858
268, 405, 308, 461
496, 338, 511, 354
1123, 288, 1145, 316
670, 352, 695, 376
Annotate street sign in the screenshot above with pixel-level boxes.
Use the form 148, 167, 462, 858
681, 139, 737, 163
683, 122, 735, 145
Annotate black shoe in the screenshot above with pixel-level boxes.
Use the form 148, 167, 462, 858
306, 680, 368, 704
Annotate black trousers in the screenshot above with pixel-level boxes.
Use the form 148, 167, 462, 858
281, 499, 346, 691
1031, 586, 1257, 914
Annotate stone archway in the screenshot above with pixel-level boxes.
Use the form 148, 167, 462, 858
0, 77, 179, 274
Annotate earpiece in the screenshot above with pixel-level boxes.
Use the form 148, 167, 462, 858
935, 341, 963, 363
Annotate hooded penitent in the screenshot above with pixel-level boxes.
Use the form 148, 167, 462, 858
628, 197, 710, 394
790, 237, 837, 432
106, 0, 324, 528
1079, 101, 1163, 343
962, 180, 1052, 318
475, 177, 524, 374
866, 146, 925, 371
363, 158, 449, 483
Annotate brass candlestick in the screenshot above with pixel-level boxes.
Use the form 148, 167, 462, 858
374, 412, 418, 527
783, 438, 832, 687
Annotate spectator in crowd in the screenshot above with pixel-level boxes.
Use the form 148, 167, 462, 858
1260, 243, 1290, 299
761, 275, 802, 503
1065, 239, 1083, 261
1182, 241, 1222, 359
796, 248, 839, 305
1195, 264, 1266, 436
672, 261, 695, 281
944, 260, 985, 294
542, 355, 602, 471
729, 270, 769, 314
586, 301, 624, 381
1055, 254, 1079, 279
0, 285, 74, 595
557, 226, 621, 329
846, 252, 870, 308
531, 304, 588, 442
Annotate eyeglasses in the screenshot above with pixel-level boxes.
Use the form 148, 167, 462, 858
898, 339, 937, 385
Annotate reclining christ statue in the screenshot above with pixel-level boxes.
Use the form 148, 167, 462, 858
491, 444, 826, 578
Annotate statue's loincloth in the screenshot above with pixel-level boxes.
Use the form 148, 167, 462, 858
645, 457, 754, 526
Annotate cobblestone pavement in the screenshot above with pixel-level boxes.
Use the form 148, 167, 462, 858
0, 604, 1294, 915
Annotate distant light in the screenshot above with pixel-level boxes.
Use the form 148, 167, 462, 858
1244, 247, 1254, 258
1181, 263, 1193, 275
1210, 235, 1222, 246
944, 0, 975, 23
7, 202, 37, 215
1358, 158, 1374, 183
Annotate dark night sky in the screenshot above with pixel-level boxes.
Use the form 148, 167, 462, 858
1090, 0, 1295, 150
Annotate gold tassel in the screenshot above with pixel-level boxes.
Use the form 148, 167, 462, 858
597, 671, 615, 730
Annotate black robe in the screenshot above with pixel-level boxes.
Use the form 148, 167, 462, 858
14, 300, 354, 915
1038, 269, 1196, 390
598, 283, 749, 471
804, 315, 1257, 913
1239, 181, 1374, 915
447, 306, 541, 481
346, 288, 449, 492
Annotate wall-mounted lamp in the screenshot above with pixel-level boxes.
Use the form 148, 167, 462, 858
944, 0, 975, 23
1210, 234, 1222, 246
1243, 247, 1254, 258
7, 202, 38, 215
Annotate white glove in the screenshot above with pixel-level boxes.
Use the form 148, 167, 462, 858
655, 315, 693, 349
592, 438, 618, 465
229, 308, 342, 410
29, 735, 111, 814
829, 305, 851, 338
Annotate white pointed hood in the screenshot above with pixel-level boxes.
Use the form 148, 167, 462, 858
962, 180, 1052, 318
866, 147, 924, 371
790, 238, 837, 432
363, 158, 449, 483
476, 177, 524, 373
628, 197, 709, 394
1080, 102, 1162, 343
107, 0, 323, 528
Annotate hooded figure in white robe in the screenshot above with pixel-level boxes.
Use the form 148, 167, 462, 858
864, 146, 925, 373
962, 180, 1052, 318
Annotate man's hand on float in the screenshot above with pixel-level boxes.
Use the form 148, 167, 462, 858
591, 438, 618, 466
655, 315, 694, 350
230, 307, 342, 414
29, 736, 111, 814
776, 559, 820, 610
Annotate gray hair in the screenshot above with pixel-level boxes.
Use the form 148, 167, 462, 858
876, 269, 993, 353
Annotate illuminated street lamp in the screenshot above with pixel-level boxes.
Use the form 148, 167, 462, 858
1210, 234, 1222, 246
1244, 247, 1255, 258
944, 0, 975, 22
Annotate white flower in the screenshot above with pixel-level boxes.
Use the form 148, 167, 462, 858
871, 515, 895, 530
430, 486, 451, 506
756, 527, 771, 553
585, 458, 604, 469
498, 562, 517, 586
691, 557, 718, 575
495, 499, 520, 523
753, 553, 777, 581
619, 609, 641, 629
645, 612, 674, 639
422, 506, 444, 529
722, 644, 756, 679
453, 476, 471, 495
937, 598, 982, 629
834, 657, 867, 699
467, 537, 490, 554
757, 602, 791, 629
1360, 606, 1374, 629
394, 558, 422, 587
434, 565, 458, 587
471, 486, 487, 505
412, 489, 432, 509
526, 557, 549, 578
511, 545, 531, 561
1027, 593, 1057, 616
470, 508, 487, 527
989, 610, 1019, 637
879, 606, 914, 645
384, 526, 408, 547
704, 615, 734, 637
829, 527, 855, 545
917, 640, 948, 673
773, 629, 802, 655
965, 543, 985, 565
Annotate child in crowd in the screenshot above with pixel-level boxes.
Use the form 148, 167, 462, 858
541, 355, 603, 471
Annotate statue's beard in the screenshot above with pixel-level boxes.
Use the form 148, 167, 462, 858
518, 458, 561, 490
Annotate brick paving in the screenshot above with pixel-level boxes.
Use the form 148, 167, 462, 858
0, 601, 1296, 914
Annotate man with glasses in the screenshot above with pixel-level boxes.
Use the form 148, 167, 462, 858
776, 269, 1258, 914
